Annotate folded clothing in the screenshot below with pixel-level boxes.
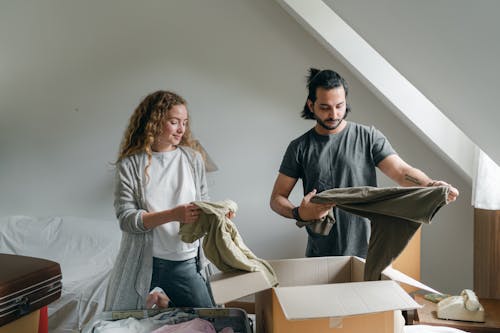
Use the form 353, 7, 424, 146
152, 318, 215, 333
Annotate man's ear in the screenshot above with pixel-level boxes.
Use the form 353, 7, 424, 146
307, 99, 314, 114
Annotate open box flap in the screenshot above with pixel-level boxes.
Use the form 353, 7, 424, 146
274, 280, 421, 320
381, 266, 441, 294
209, 256, 439, 309
210, 270, 271, 305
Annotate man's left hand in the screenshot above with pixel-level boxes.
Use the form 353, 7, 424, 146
429, 180, 459, 203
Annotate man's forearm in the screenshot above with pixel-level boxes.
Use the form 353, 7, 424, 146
270, 195, 295, 219
401, 167, 434, 187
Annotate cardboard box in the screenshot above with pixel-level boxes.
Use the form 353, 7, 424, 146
210, 256, 423, 333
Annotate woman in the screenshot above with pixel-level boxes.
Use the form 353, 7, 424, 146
104, 90, 214, 311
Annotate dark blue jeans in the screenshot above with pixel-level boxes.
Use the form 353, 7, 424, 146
150, 257, 214, 308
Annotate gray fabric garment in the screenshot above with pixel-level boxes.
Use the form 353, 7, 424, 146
295, 210, 335, 235
279, 122, 396, 257
104, 146, 209, 311
310, 186, 449, 281
179, 200, 279, 287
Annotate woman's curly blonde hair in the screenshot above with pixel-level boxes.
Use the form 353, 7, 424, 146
117, 90, 205, 178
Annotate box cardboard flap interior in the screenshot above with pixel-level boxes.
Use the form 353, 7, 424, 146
350, 256, 441, 294
210, 270, 271, 305
381, 266, 441, 294
209, 256, 353, 304
352, 256, 440, 294
274, 280, 420, 320
209, 256, 429, 314
268, 256, 353, 286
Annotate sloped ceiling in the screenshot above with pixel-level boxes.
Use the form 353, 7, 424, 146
322, 0, 500, 166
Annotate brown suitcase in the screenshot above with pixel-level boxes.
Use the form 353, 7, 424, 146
0, 253, 62, 327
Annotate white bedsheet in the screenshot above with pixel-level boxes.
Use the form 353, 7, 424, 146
0, 215, 121, 333
1, 216, 471, 333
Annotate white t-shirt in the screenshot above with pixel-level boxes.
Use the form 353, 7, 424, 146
146, 148, 198, 261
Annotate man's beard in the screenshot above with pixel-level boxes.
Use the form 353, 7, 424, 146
315, 113, 347, 131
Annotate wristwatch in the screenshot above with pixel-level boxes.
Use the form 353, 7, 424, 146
292, 206, 305, 222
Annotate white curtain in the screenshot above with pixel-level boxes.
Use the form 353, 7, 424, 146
472, 147, 500, 210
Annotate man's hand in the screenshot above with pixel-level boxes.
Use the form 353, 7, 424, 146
428, 180, 459, 203
298, 189, 335, 221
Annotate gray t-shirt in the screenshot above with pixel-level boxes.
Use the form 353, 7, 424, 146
279, 122, 396, 258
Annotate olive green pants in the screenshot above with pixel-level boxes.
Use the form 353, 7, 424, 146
310, 186, 449, 281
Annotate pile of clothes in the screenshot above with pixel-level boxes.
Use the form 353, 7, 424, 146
91, 309, 238, 333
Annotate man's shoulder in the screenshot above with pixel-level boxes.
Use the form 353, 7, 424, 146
289, 128, 314, 145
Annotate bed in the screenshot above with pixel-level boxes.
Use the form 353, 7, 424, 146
0, 216, 470, 333
0, 215, 120, 333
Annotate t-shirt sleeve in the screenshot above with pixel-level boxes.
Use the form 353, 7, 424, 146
370, 126, 397, 165
279, 141, 301, 179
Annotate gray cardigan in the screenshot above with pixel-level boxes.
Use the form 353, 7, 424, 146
104, 146, 209, 311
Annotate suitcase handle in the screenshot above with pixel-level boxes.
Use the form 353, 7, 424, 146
15, 296, 30, 316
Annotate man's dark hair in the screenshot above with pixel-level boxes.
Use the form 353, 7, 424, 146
301, 68, 351, 119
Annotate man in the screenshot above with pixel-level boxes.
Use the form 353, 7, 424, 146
270, 68, 459, 258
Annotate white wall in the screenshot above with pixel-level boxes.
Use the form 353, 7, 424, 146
0, 0, 472, 294
324, 0, 500, 167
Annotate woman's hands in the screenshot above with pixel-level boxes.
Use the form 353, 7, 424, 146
146, 290, 170, 309
146, 202, 237, 228
173, 203, 201, 224
178, 203, 236, 222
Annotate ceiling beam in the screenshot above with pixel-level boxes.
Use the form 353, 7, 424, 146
275, 0, 475, 181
